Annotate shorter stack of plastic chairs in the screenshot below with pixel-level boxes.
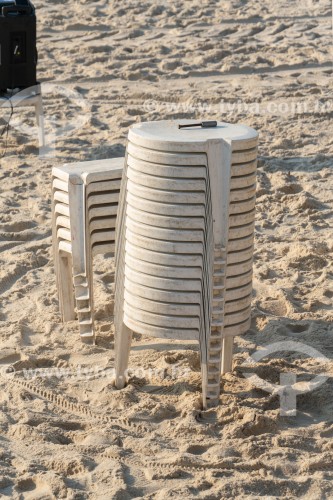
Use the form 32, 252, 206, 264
114, 120, 258, 408
52, 158, 123, 343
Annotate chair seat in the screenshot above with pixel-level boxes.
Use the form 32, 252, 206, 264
127, 166, 207, 192
86, 179, 122, 195
127, 180, 206, 204
87, 192, 120, 207
125, 254, 203, 279
128, 120, 258, 152
124, 277, 201, 304
89, 217, 117, 232
124, 314, 199, 340
125, 228, 205, 254
126, 206, 207, 230
127, 155, 208, 179
125, 241, 204, 267
125, 217, 205, 242
126, 192, 207, 218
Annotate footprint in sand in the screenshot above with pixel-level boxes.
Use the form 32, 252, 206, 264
277, 183, 303, 194
0, 221, 37, 232
289, 254, 327, 271
285, 323, 309, 334
186, 444, 210, 455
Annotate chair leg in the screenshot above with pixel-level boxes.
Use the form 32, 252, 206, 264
52, 199, 61, 312
35, 95, 46, 151
58, 249, 75, 322
206, 139, 232, 406
52, 188, 75, 322
115, 323, 132, 389
221, 337, 234, 374
201, 361, 209, 410
76, 238, 95, 341
68, 177, 95, 343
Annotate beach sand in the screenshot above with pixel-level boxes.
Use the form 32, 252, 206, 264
0, 0, 332, 498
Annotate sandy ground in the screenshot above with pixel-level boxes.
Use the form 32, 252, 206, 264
0, 0, 332, 498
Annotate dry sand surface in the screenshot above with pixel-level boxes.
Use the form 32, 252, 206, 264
0, 0, 333, 498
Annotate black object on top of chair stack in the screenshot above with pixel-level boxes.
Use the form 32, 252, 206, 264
0, 0, 37, 92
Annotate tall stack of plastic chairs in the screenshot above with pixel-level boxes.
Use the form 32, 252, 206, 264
114, 120, 258, 408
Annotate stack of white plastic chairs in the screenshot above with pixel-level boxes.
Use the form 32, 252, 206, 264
52, 158, 123, 343
114, 120, 258, 408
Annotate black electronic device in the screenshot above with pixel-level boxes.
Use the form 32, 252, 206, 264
0, 0, 37, 92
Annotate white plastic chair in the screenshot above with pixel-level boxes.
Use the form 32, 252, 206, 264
0, 83, 45, 150
52, 157, 123, 343
114, 120, 258, 408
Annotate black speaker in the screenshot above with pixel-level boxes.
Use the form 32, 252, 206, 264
0, 0, 37, 92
